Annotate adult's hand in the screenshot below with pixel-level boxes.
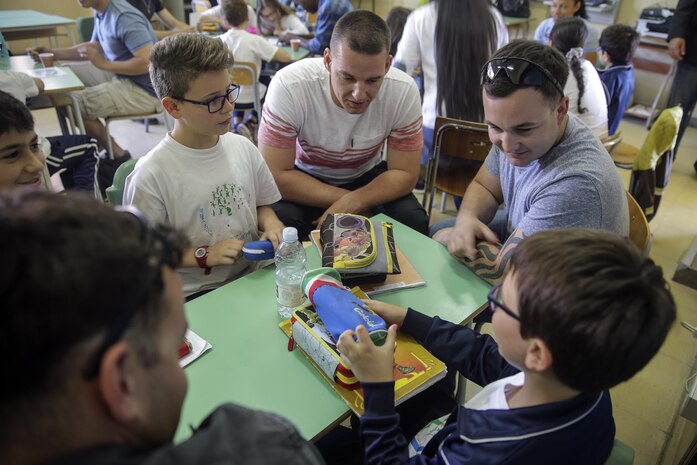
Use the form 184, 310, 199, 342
668, 37, 686, 62
432, 216, 499, 261
26, 46, 49, 62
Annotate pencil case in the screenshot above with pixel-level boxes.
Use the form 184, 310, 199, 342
319, 213, 401, 285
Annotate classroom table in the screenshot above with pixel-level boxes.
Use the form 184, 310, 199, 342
0, 10, 76, 47
0, 55, 87, 134
175, 214, 490, 443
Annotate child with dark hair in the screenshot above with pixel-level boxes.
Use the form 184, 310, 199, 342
598, 24, 640, 135
534, 0, 599, 55
0, 83, 99, 195
339, 228, 676, 464
550, 17, 607, 136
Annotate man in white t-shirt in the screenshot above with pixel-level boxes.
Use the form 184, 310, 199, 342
258, 10, 427, 238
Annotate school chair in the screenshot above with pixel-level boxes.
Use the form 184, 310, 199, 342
105, 158, 138, 206
599, 130, 622, 155
609, 106, 682, 170
421, 116, 492, 217
231, 61, 261, 116
75, 16, 94, 43
604, 439, 635, 465
626, 191, 651, 254
104, 108, 171, 159
626, 106, 683, 221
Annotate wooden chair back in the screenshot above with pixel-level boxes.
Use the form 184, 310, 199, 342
231, 61, 261, 114
627, 191, 651, 253
422, 116, 492, 216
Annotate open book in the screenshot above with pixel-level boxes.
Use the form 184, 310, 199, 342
280, 288, 447, 416
310, 230, 425, 296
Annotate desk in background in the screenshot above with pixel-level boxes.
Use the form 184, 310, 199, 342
0, 55, 86, 134
0, 10, 76, 48
504, 16, 531, 39
176, 214, 490, 442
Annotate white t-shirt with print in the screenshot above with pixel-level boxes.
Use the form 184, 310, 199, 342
123, 133, 281, 296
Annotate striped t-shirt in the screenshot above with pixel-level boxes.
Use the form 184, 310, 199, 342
258, 58, 423, 185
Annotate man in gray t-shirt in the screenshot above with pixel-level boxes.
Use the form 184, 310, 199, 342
433, 40, 628, 284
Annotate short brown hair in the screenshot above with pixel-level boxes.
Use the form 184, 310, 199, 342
222, 0, 249, 27
484, 39, 569, 108
509, 228, 675, 392
149, 33, 234, 99
330, 10, 389, 55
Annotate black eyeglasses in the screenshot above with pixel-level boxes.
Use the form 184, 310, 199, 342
173, 84, 240, 113
487, 283, 520, 321
480, 57, 565, 97
82, 206, 173, 379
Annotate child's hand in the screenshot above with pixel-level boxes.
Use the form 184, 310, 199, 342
362, 300, 408, 327
208, 238, 244, 266
337, 324, 397, 383
260, 226, 284, 250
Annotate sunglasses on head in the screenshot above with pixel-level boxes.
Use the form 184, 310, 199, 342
480, 57, 565, 97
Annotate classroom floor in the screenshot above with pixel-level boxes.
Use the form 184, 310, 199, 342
32, 107, 697, 464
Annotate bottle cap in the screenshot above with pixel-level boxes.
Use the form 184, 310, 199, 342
282, 227, 298, 242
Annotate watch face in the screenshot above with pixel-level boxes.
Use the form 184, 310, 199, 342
195, 247, 207, 258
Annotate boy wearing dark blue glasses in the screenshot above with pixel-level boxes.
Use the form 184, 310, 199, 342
432, 40, 628, 286
124, 33, 285, 300
338, 228, 675, 465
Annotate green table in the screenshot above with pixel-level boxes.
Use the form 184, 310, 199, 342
175, 215, 490, 442
0, 55, 86, 134
0, 10, 76, 46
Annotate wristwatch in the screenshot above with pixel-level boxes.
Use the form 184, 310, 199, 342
194, 246, 211, 275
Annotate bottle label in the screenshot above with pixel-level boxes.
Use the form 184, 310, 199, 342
276, 282, 304, 307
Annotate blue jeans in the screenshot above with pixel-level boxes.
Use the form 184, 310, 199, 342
666, 60, 697, 158
429, 207, 509, 241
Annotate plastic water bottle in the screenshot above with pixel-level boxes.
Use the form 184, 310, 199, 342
275, 227, 307, 318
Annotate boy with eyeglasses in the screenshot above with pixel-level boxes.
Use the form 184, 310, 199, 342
431, 39, 628, 286
338, 228, 676, 464
124, 33, 284, 300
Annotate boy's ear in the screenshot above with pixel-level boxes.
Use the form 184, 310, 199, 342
162, 97, 183, 119
523, 337, 553, 373
98, 341, 146, 425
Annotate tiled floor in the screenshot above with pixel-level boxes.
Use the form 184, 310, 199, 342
33, 104, 697, 464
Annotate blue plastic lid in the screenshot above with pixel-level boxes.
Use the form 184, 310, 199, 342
242, 240, 275, 261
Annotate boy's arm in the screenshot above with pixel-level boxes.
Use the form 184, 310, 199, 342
402, 309, 518, 386
272, 48, 291, 62
257, 205, 285, 249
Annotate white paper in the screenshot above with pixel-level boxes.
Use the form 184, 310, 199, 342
26, 67, 66, 78
179, 328, 212, 367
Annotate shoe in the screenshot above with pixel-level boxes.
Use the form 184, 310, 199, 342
235, 122, 255, 144
694, 159, 697, 175
413, 177, 425, 194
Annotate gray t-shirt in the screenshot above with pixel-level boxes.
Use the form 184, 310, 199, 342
485, 113, 629, 237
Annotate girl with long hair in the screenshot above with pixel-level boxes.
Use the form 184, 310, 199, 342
550, 17, 607, 136
394, 0, 508, 176
256, 0, 309, 36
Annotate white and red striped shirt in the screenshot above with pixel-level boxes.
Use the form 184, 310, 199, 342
258, 58, 423, 185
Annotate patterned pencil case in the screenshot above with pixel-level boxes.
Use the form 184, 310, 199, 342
319, 213, 400, 285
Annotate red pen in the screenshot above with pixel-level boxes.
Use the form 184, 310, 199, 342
179, 338, 192, 359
